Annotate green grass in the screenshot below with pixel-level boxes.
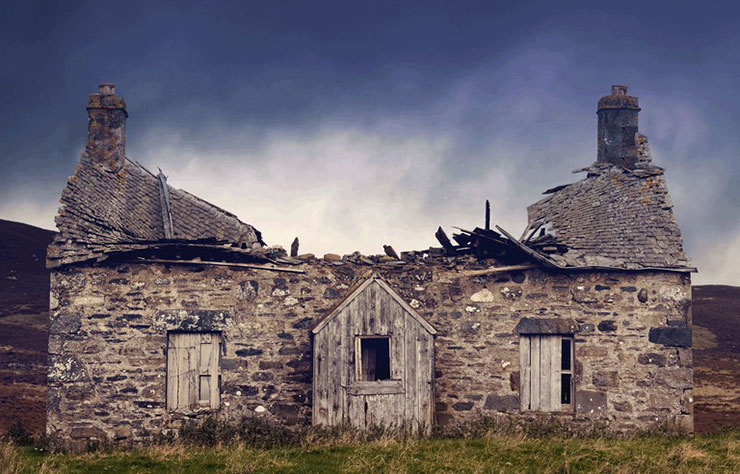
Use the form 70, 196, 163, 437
2, 431, 739, 473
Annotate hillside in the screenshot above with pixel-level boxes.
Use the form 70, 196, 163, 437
692, 285, 740, 433
0, 219, 55, 317
0, 219, 55, 435
0, 219, 737, 435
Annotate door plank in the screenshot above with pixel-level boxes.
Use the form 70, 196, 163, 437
530, 336, 541, 411
520, 336, 531, 411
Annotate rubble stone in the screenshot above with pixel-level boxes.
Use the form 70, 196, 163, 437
48, 263, 692, 449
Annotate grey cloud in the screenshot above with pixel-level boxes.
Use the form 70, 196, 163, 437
1, 1, 739, 284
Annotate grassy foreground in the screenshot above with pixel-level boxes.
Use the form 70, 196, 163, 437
2, 432, 739, 474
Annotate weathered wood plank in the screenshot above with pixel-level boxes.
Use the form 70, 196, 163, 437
415, 329, 424, 432
550, 335, 561, 412
530, 336, 541, 411
420, 331, 433, 433
186, 333, 198, 410
405, 320, 417, 429
208, 334, 220, 408
312, 331, 325, 425
131, 259, 306, 273
346, 380, 404, 395
539, 335, 549, 411
166, 336, 178, 410
327, 319, 340, 425
435, 226, 454, 250
391, 303, 406, 428
347, 393, 365, 429
453, 264, 539, 278
520, 336, 530, 411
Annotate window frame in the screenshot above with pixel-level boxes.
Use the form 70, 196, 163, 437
355, 335, 392, 382
560, 336, 574, 410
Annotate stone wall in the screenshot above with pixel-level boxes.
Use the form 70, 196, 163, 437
48, 255, 692, 448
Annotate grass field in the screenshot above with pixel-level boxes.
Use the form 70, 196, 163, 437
2, 431, 739, 473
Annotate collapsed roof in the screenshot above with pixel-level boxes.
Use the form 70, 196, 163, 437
522, 151, 691, 271
47, 84, 264, 268
518, 86, 692, 272
438, 86, 694, 273
49, 84, 693, 273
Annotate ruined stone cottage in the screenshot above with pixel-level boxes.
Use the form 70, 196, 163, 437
47, 84, 695, 449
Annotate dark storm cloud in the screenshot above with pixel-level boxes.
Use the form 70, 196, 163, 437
1, 1, 738, 284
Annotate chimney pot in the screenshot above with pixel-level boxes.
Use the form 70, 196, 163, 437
98, 83, 116, 95
611, 85, 628, 96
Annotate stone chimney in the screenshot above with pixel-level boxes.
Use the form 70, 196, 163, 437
597, 85, 641, 169
86, 83, 127, 172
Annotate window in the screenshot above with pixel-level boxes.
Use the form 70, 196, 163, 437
560, 338, 573, 406
520, 335, 573, 411
357, 336, 391, 381
167, 332, 221, 411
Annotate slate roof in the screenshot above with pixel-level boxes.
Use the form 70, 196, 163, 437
521, 136, 692, 271
47, 152, 263, 267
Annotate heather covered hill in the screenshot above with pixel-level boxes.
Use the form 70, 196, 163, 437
0, 219, 55, 316
0, 219, 54, 435
692, 285, 740, 433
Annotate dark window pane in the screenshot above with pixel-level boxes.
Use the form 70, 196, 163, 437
561, 339, 571, 371
561, 374, 572, 404
360, 338, 391, 381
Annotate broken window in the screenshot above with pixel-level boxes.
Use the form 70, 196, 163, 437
520, 335, 573, 411
357, 336, 391, 381
166, 332, 221, 411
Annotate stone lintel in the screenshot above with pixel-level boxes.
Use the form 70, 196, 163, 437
514, 317, 578, 335
156, 309, 231, 332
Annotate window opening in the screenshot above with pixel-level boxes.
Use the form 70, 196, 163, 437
561, 337, 573, 406
359, 337, 391, 381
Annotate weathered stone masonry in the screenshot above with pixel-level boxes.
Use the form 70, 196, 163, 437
48, 256, 692, 446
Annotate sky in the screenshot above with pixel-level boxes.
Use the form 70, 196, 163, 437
0, 1, 738, 285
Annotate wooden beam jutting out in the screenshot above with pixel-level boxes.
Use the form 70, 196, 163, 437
435, 227, 454, 251
132, 258, 306, 273
290, 237, 300, 257
485, 199, 491, 230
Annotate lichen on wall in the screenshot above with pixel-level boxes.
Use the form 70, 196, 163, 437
47, 255, 692, 449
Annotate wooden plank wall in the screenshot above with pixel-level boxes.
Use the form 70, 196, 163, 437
313, 280, 434, 434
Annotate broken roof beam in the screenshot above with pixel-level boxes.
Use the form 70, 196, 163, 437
485, 200, 491, 230
132, 258, 306, 273
454, 263, 539, 277
435, 227, 454, 253
157, 169, 174, 239
451, 232, 471, 246
495, 225, 561, 269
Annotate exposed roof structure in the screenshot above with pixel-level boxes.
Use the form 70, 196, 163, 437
521, 135, 692, 271
47, 152, 264, 268
49, 84, 693, 274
